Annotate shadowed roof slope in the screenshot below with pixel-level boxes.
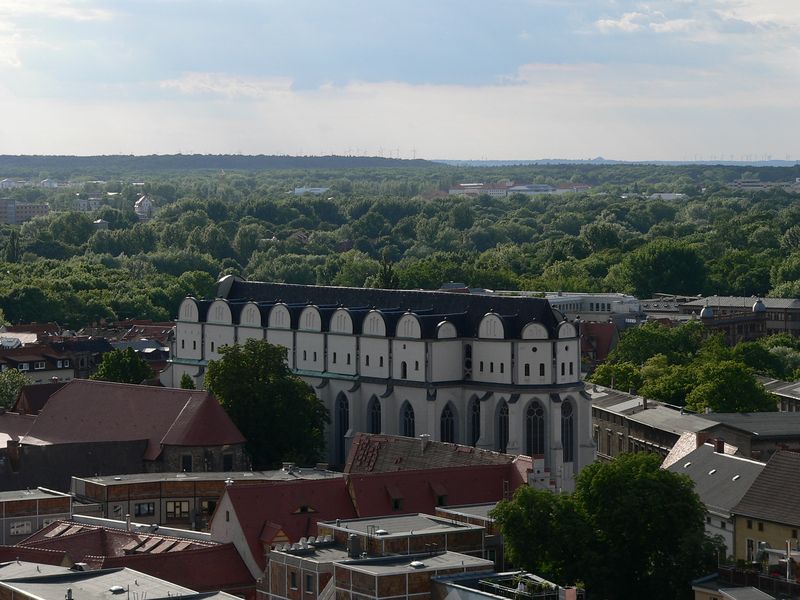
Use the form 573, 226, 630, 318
218, 279, 562, 338
20, 380, 244, 460
732, 451, 800, 526
345, 432, 515, 474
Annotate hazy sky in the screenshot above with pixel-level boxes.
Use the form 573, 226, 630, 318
0, 0, 798, 160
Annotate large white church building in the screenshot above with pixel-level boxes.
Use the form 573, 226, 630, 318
163, 276, 595, 490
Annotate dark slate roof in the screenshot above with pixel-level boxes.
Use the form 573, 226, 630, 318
758, 377, 800, 401
732, 451, 800, 525
219, 279, 561, 338
666, 443, 765, 515
12, 382, 66, 415
703, 412, 800, 437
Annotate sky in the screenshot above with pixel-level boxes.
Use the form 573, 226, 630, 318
0, 0, 798, 160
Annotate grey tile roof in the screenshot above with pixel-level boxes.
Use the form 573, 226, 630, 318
758, 377, 800, 400
704, 412, 800, 437
681, 296, 800, 309
732, 451, 800, 525
667, 444, 765, 515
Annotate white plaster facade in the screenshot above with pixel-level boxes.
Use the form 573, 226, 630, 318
165, 280, 595, 491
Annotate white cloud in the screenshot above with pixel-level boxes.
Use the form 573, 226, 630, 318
649, 18, 696, 33
0, 0, 112, 22
596, 11, 646, 32
160, 72, 293, 99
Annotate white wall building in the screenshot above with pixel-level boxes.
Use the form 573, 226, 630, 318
163, 277, 595, 491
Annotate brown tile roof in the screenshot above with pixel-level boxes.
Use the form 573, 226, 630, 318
732, 450, 800, 526
13, 382, 66, 415
345, 433, 515, 474
20, 380, 245, 459
19, 521, 253, 593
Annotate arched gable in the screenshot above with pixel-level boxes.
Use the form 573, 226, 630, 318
179, 298, 199, 322
299, 306, 322, 332
558, 322, 577, 339
437, 321, 458, 339
208, 299, 232, 325
330, 308, 354, 334
268, 303, 291, 329
522, 322, 549, 339
239, 301, 262, 327
478, 313, 505, 339
396, 314, 421, 339
363, 310, 387, 336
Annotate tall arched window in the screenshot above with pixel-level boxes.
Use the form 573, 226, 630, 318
401, 402, 415, 438
400, 361, 408, 379
440, 403, 456, 443
469, 398, 481, 447
335, 394, 350, 466
497, 400, 509, 453
526, 401, 545, 456
561, 402, 574, 463
368, 397, 381, 434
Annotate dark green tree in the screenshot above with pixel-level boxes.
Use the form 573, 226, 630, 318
179, 373, 196, 389
686, 361, 776, 413
204, 339, 329, 468
493, 453, 718, 600
4, 230, 19, 263
90, 348, 154, 384
0, 368, 29, 408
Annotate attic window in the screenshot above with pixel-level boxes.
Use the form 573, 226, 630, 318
732, 475, 741, 481
708, 469, 717, 475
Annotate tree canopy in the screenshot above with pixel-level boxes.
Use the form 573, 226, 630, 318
204, 338, 329, 469
0, 368, 29, 408
90, 347, 154, 384
492, 453, 721, 600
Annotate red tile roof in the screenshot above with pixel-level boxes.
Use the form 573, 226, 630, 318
20, 380, 244, 460
19, 521, 253, 594
13, 383, 66, 415
0, 545, 71, 566
223, 478, 356, 570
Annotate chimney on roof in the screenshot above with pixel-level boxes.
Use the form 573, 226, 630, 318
126, 513, 131, 531
642, 397, 647, 410
419, 433, 431, 452
715, 438, 725, 453
695, 432, 712, 449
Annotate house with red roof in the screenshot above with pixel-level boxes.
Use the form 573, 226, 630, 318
210, 434, 532, 580
17, 518, 255, 599
0, 380, 247, 492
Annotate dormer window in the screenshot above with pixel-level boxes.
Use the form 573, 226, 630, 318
18, 363, 29, 371
34, 361, 46, 370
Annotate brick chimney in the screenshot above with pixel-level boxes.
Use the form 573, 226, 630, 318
695, 432, 712, 448
715, 438, 725, 453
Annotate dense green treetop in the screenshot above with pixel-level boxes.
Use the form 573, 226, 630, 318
492, 453, 720, 600
204, 339, 329, 469
90, 347, 154, 384
1, 163, 800, 327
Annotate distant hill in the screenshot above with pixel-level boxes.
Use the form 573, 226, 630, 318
0, 154, 437, 178
437, 158, 800, 167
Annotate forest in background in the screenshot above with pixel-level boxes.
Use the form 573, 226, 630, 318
1, 159, 800, 329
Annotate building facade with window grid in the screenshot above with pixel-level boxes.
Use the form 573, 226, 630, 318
166, 278, 594, 491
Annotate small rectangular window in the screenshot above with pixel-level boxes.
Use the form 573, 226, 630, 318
539, 364, 545, 377
391, 498, 402, 511
415, 360, 419, 371
500, 363, 504, 374
210, 341, 215, 352
365, 355, 370, 366
480, 361, 484, 372
305, 574, 314, 594
747, 520, 753, 529
347, 354, 351, 365
313, 352, 317, 361
135, 502, 155, 517
561, 363, 565, 376
490, 362, 494, 373
379, 356, 384, 367
332, 352, 337, 364
192, 340, 197, 350
181, 340, 185, 349
524, 364, 530, 376
18, 363, 28, 371
290, 572, 297, 590
721, 521, 726, 529
303, 350, 307, 360
569, 362, 574, 375
166, 501, 190, 519
181, 454, 193, 472
758, 522, 764, 532
223, 453, 233, 471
